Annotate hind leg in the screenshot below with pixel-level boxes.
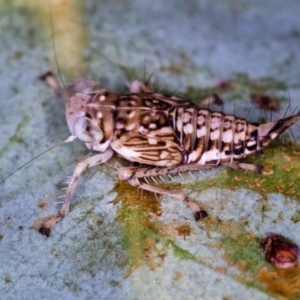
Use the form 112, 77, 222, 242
117, 164, 214, 221
223, 161, 263, 173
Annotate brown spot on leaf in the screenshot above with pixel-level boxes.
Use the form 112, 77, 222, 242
173, 271, 182, 281
283, 165, 293, 172
277, 181, 284, 193
38, 200, 47, 209
176, 224, 191, 240
262, 168, 274, 175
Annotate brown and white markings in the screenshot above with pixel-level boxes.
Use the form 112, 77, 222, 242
38, 73, 300, 236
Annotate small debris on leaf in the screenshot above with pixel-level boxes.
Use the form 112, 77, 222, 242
261, 234, 299, 268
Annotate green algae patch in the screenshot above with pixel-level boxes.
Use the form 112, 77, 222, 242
222, 234, 263, 274
222, 141, 300, 200
202, 218, 269, 291
169, 240, 196, 261
113, 181, 200, 272
113, 181, 165, 271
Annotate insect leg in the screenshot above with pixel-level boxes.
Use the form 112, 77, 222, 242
39, 149, 114, 236
127, 177, 208, 221
40, 71, 98, 101
127, 80, 154, 93
223, 162, 263, 173
118, 164, 213, 181
118, 164, 214, 221
198, 94, 223, 107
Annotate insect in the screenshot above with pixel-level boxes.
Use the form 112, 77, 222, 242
34, 72, 300, 237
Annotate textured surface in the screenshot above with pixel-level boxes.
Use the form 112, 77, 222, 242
1, 0, 300, 299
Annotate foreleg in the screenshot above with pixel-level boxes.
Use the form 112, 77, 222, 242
39, 149, 113, 236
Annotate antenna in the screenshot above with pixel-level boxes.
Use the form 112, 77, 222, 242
1, 2, 78, 186
0, 135, 76, 185
47, 0, 71, 98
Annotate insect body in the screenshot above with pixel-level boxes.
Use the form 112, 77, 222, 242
39, 75, 300, 236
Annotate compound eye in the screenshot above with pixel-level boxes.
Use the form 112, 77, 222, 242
73, 116, 103, 143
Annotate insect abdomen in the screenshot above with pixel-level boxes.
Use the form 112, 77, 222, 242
172, 106, 300, 166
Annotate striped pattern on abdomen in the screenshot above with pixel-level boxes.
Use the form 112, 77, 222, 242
171, 107, 259, 166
